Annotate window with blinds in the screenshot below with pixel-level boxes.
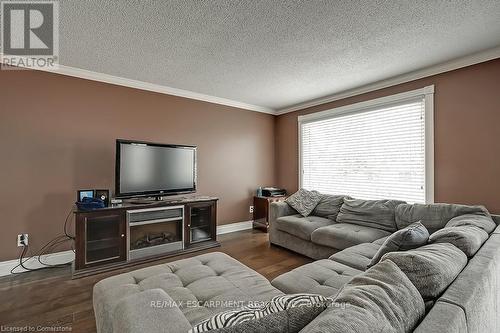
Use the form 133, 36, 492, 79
299, 88, 433, 204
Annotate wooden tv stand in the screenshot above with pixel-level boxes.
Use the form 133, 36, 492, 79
73, 195, 218, 278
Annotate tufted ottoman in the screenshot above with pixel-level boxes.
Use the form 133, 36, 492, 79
271, 259, 362, 298
93, 252, 283, 333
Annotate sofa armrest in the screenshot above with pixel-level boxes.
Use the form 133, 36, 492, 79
269, 201, 296, 224
269, 201, 298, 239
112, 289, 191, 333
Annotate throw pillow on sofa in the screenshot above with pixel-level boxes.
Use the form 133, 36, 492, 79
445, 213, 496, 234
336, 198, 406, 232
368, 221, 429, 268
190, 294, 329, 333
312, 194, 350, 220
301, 259, 425, 333
429, 225, 488, 257
380, 243, 467, 300
285, 189, 322, 217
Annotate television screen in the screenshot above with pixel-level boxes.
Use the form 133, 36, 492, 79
115, 140, 196, 198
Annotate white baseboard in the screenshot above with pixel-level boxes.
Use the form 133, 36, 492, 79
0, 250, 75, 277
217, 220, 253, 235
0, 221, 252, 277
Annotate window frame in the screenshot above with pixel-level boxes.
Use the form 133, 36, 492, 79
298, 85, 435, 203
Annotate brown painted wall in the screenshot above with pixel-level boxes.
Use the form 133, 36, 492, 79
0, 69, 275, 261
276, 58, 500, 214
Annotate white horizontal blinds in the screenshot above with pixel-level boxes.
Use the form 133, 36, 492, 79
301, 98, 426, 203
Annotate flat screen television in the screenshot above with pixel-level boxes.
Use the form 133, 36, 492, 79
115, 139, 197, 198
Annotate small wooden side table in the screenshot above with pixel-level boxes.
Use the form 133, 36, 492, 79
253, 195, 287, 232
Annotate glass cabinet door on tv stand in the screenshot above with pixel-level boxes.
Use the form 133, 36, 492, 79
78, 212, 126, 269
185, 201, 216, 246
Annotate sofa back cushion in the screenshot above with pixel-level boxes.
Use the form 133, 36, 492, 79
368, 221, 429, 268
312, 194, 350, 220
336, 198, 406, 232
395, 203, 490, 234
446, 214, 496, 234
380, 243, 467, 300
300, 259, 425, 333
285, 189, 322, 217
429, 225, 489, 257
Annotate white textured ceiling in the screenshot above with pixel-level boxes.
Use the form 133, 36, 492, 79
59, 0, 500, 111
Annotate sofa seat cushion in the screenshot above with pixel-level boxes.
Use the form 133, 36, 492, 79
311, 223, 391, 250
395, 203, 490, 234
93, 252, 283, 331
337, 198, 406, 232
372, 235, 390, 245
329, 243, 382, 271
300, 260, 425, 333
274, 214, 333, 241
271, 259, 362, 298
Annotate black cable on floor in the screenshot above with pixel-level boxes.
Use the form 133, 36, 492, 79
10, 206, 76, 274
37, 236, 74, 267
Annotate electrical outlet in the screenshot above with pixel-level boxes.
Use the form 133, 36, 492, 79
249, 205, 254, 213
17, 233, 28, 247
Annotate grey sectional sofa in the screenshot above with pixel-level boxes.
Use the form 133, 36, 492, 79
269, 196, 500, 333
93, 197, 500, 333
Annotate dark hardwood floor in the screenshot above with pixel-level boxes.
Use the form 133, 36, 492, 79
0, 230, 311, 332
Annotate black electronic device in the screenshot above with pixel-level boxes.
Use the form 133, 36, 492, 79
95, 189, 110, 206
115, 139, 197, 198
261, 187, 287, 197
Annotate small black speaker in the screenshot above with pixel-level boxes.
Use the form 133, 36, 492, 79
94, 189, 110, 206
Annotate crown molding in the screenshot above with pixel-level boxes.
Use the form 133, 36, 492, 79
0, 56, 274, 114
43, 65, 276, 114
275, 46, 500, 115
3, 46, 499, 116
